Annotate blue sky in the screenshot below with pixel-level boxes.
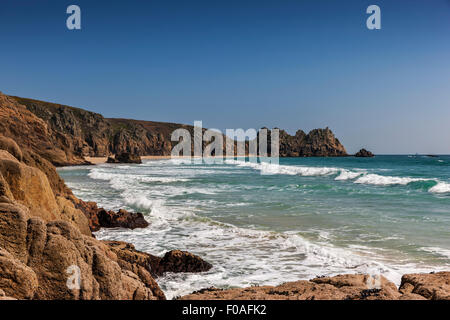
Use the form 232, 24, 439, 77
1, 0, 449, 154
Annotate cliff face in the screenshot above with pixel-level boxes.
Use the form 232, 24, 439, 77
9, 95, 348, 162
12, 96, 184, 159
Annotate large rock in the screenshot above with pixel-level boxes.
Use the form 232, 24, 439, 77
97, 208, 148, 229
180, 274, 401, 300
0, 203, 165, 300
399, 272, 450, 300
75, 200, 148, 232
0, 149, 91, 236
355, 148, 375, 157
155, 250, 213, 276
259, 127, 348, 157
180, 273, 450, 300
105, 241, 212, 278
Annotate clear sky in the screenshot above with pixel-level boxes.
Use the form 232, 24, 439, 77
1, 0, 449, 154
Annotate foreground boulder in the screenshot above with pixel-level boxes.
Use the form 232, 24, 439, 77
355, 148, 374, 157
180, 273, 450, 300
0, 148, 91, 236
107, 152, 142, 164
399, 272, 450, 300
0, 202, 165, 300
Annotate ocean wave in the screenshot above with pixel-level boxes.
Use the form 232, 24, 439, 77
354, 174, 428, 186
420, 247, 450, 259
225, 160, 450, 194
429, 182, 450, 194
226, 160, 339, 176
334, 169, 365, 181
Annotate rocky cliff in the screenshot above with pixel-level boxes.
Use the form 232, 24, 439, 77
0, 141, 212, 300
7, 94, 348, 164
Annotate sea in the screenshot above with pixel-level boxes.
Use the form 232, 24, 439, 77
58, 155, 450, 298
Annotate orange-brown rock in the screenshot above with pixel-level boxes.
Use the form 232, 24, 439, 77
180, 273, 449, 300
97, 208, 148, 229
0, 202, 165, 300
399, 272, 450, 300
0, 149, 91, 236
0, 93, 88, 166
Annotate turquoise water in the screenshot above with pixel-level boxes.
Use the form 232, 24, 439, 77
58, 155, 450, 298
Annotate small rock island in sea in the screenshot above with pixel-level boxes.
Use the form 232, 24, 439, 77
355, 148, 375, 157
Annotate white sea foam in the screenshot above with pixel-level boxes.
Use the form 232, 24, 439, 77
420, 247, 450, 259
429, 182, 450, 194
225, 160, 450, 194
226, 160, 339, 176
354, 174, 428, 186
334, 169, 364, 181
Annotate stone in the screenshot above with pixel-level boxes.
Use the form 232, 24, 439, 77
355, 148, 374, 157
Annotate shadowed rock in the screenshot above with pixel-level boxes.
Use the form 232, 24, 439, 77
355, 148, 374, 157
107, 152, 142, 164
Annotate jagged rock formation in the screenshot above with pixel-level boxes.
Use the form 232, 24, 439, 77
180, 273, 449, 300
355, 148, 374, 157
259, 127, 348, 157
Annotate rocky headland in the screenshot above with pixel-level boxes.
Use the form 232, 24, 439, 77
0, 91, 448, 300
7, 94, 348, 163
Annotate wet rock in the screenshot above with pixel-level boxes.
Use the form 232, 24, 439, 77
97, 208, 149, 229
105, 241, 212, 278
155, 250, 212, 276
75, 200, 148, 231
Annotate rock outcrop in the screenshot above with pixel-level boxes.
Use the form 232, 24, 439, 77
259, 127, 348, 157
399, 272, 450, 300
97, 209, 148, 229
0, 148, 91, 236
0, 140, 211, 300
355, 148, 374, 157
105, 241, 212, 278
180, 273, 449, 300
74, 200, 148, 232
107, 152, 142, 164
0, 202, 164, 300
